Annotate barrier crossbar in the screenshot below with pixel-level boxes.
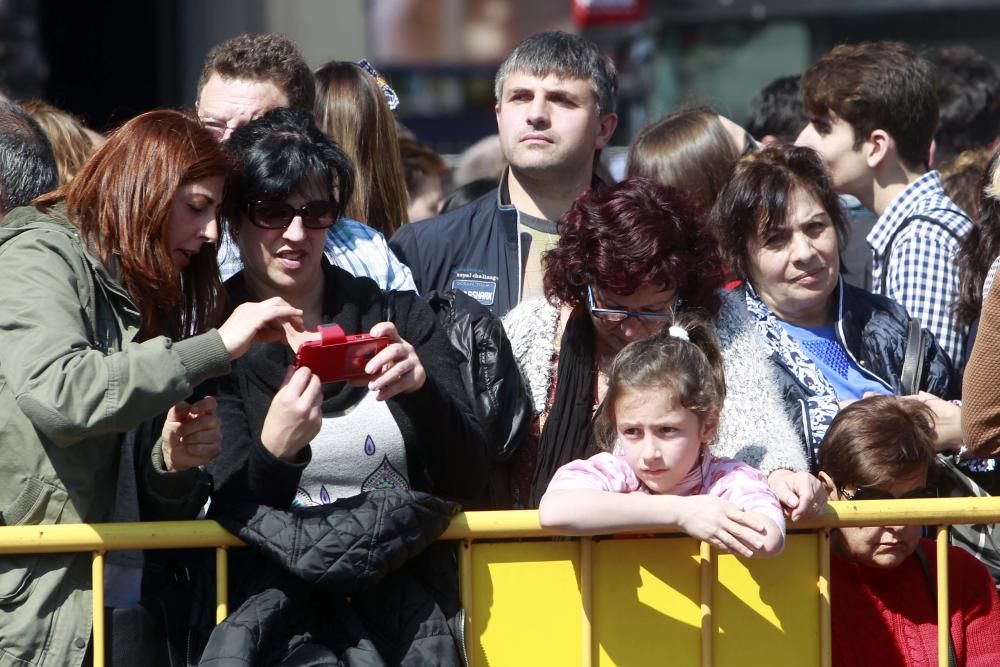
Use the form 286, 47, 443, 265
1, 497, 998, 666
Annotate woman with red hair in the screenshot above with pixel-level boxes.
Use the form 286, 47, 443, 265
0, 109, 301, 664
502, 176, 820, 512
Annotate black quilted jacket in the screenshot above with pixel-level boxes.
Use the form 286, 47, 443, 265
197, 490, 464, 666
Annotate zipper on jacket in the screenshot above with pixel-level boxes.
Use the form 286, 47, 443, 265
456, 607, 470, 667
832, 277, 893, 392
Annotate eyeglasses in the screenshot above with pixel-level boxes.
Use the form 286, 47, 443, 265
587, 285, 679, 324
839, 485, 937, 501
246, 200, 339, 230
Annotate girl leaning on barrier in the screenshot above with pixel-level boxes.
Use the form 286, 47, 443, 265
0, 110, 303, 666
502, 176, 823, 517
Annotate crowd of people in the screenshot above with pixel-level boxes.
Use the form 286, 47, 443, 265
0, 25, 999, 666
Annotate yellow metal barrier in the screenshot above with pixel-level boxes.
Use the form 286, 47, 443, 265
1, 497, 999, 666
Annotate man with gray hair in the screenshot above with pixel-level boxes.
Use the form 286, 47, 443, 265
0, 101, 57, 221
391, 31, 618, 316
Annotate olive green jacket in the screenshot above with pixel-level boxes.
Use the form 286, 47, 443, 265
0, 206, 231, 666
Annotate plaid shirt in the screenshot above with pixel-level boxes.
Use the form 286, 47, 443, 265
868, 171, 972, 369
217, 218, 416, 292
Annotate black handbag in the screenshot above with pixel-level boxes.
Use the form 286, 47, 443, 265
901, 317, 1000, 592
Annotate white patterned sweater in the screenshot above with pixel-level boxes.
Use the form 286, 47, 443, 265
501, 292, 808, 476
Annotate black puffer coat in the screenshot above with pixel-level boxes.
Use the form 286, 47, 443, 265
197, 490, 464, 666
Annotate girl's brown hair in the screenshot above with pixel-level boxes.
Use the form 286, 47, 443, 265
625, 106, 740, 212
593, 313, 727, 452
314, 61, 409, 236
34, 109, 234, 340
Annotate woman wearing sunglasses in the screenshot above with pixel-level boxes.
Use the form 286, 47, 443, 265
502, 176, 817, 512
192, 107, 485, 661
818, 395, 1000, 667
207, 107, 486, 510
711, 145, 967, 474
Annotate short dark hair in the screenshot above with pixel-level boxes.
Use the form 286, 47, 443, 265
543, 176, 723, 317
710, 145, 848, 279
197, 33, 314, 111
626, 106, 740, 212
818, 395, 936, 489
223, 107, 354, 240
0, 101, 58, 214
802, 42, 937, 172
746, 75, 807, 144
929, 46, 1000, 166
495, 31, 618, 116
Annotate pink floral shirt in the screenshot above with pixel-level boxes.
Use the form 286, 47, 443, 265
547, 451, 787, 538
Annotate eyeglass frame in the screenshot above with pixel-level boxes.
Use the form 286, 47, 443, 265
586, 285, 681, 324
838, 484, 937, 502
245, 199, 341, 230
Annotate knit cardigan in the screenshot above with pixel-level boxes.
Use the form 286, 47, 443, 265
832, 540, 1000, 667
501, 291, 808, 476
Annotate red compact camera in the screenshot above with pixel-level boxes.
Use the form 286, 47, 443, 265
293, 324, 390, 383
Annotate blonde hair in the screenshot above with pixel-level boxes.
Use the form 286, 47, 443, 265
21, 100, 94, 185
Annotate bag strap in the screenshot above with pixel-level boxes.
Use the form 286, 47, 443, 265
900, 317, 925, 396
880, 212, 965, 297
914, 547, 958, 667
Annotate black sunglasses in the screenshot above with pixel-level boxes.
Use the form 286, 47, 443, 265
246, 200, 339, 230
839, 485, 937, 501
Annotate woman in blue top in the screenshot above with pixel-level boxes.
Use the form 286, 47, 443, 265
710, 145, 962, 469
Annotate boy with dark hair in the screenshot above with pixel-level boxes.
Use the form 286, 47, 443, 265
818, 395, 1000, 666
929, 45, 1000, 168
745, 74, 806, 146
797, 42, 973, 370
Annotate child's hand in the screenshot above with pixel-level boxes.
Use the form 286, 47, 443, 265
673, 495, 770, 557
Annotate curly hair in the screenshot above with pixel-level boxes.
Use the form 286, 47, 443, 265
542, 177, 723, 317
197, 33, 314, 112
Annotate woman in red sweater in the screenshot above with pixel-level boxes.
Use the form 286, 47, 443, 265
817, 395, 1000, 666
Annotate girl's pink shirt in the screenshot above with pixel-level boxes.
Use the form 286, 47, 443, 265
547, 451, 787, 537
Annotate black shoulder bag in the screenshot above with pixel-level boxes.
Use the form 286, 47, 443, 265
901, 318, 1000, 592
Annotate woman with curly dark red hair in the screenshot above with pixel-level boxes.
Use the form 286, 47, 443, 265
503, 176, 818, 510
